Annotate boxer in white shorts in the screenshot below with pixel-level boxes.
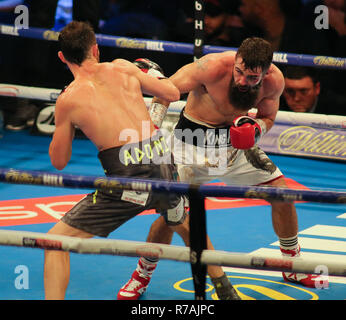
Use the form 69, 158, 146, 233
172, 108, 283, 186
118, 37, 327, 300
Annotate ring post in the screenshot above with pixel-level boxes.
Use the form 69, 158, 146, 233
188, 185, 207, 300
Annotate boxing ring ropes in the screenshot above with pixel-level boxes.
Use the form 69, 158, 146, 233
0, 23, 346, 300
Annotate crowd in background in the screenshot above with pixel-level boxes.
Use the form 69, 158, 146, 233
0, 0, 345, 130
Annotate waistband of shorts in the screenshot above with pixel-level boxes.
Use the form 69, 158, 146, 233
98, 131, 172, 176
174, 109, 232, 148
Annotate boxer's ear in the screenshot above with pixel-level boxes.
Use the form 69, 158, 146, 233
91, 44, 99, 61
58, 51, 67, 64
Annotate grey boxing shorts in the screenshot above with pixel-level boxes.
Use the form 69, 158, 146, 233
61, 131, 186, 237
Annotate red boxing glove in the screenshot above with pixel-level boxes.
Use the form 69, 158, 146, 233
133, 58, 166, 79
230, 116, 263, 149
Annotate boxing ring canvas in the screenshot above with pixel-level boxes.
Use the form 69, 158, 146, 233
0, 130, 345, 300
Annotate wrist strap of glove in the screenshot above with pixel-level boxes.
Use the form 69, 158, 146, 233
234, 116, 267, 136
149, 102, 168, 128
255, 118, 267, 135
147, 68, 166, 79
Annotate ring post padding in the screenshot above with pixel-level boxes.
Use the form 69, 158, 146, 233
188, 184, 207, 300
194, 0, 205, 61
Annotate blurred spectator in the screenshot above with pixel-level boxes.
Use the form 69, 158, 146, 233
53, 0, 72, 31
279, 0, 304, 19
238, 0, 343, 97
204, 0, 228, 44
0, 0, 23, 15
202, 0, 255, 47
0, 0, 24, 77
301, 0, 346, 95
0, 97, 39, 131
280, 66, 346, 116
301, 0, 345, 55
324, 0, 346, 40
26, 0, 100, 31
100, 0, 184, 40
0, 1, 102, 131
22, 0, 101, 87
324, 0, 346, 59
238, 0, 331, 55
324, 0, 346, 95
0, 0, 38, 131
173, 0, 255, 47
99, 0, 190, 77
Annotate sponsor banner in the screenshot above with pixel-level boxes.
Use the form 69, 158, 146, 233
0, 24, 19, 36
0, 194, 84, 227
0, 193, 256, 227
114, 37, 165, 52
258, 121, 346, 161
33, 105, 56, 135
313, 56, 345, 68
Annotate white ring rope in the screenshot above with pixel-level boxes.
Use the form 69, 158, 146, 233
0, 230, 344, 277
0, 82, 185, 113
1, 82, 345, 127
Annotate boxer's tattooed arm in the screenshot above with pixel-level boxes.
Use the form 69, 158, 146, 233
196, 58, 208, 71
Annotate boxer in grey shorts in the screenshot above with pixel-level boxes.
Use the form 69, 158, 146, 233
44, 21, 186, 300
62, 133, 186, 237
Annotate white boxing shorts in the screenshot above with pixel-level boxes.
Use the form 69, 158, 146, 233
171, 110, 283, 186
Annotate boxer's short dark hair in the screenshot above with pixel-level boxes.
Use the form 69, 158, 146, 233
59, 21, 96, 66
236, 37, 273, 72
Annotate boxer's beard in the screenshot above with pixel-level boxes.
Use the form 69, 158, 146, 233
228, 75, 262, 111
